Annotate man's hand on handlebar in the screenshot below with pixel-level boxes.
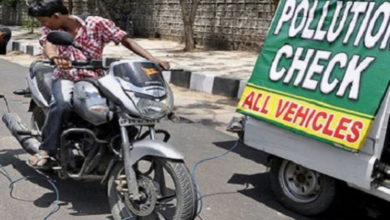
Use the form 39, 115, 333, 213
155, 59, 170, 70
50, 56, 72, 70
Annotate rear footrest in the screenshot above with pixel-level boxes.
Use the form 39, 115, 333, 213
13, 88, 31, 96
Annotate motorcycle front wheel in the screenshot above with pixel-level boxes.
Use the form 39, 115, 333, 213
108, 158, 197, 220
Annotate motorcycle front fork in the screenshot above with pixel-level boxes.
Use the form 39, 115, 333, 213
119, 122, 156, 200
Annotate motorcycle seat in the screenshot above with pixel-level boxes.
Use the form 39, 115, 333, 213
30, 61, 54, 103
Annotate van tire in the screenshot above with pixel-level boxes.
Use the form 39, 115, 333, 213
269, 157, 336, 216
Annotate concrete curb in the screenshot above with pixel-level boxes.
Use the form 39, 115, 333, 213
9, 40, 41, 56
7, 40, 247, 99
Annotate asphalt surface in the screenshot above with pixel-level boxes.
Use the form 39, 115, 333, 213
0, 59, 388, 220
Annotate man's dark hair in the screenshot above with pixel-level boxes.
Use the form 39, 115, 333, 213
0, 26, 11, 55
28, 0, 69, 17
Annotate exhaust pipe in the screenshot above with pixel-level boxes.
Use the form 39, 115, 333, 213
2, 113, 40, 155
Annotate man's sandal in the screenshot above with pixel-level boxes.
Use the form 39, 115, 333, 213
27, 151, 51, 170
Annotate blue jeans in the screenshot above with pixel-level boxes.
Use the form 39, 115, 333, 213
39, 79, 74, 155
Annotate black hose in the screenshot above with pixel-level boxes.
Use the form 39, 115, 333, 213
0, 164, 60, 220
191, 140, 240, 217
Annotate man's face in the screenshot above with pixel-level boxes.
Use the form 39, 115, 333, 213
36, 15, 62, 29
0, 31, 5, 45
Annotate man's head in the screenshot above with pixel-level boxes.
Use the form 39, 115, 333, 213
0, 27, 11, 55
28, 0, 69, 29
0, 31, 8, 45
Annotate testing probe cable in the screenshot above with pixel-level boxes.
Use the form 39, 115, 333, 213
191, 118, 242, 220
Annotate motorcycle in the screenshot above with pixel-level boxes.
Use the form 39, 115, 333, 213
2, 31, 197, 220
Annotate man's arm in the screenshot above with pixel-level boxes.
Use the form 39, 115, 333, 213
95, 17, 170, 69
121, 37, 170, 70
43, 41, 72, 69
43, 41, 57, 59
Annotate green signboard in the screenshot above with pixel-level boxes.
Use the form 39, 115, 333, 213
238, 0, 390, 151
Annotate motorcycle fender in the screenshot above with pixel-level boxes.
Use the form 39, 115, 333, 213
129, 140, 184, 166
101, 140, 184, 184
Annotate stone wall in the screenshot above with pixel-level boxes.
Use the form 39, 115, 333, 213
0, 0, 274, 51
0, 0, 88, 25
120, 0, 274, 51
87, 0, 274, 51
0, 1, 27, 25
86, 0, 154, 37
68, 0, 89, 15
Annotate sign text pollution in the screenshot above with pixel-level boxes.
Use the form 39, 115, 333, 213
237, 0, 390, 151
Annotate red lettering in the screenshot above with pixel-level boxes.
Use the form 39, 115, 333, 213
304, 109, 317, 128
241, 91, 255, 109
334, 117, 352, 140
283, 102, 298, 122
276, 99, 290, 118
347, 121, 363, 143
312, 112, 327, 131
253, 93, 263, 111
323, 114, 334, 136
260, 95, 271, 114
293, 106, 310, 126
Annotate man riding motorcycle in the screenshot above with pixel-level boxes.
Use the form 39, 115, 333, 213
27, 0, 170, 168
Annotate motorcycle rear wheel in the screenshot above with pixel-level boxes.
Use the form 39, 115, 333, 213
108, 158, 197, 220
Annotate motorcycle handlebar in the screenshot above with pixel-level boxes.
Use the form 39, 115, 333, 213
41, 59, 107, 70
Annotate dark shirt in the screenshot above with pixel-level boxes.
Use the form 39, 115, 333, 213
0, 25, 11, 55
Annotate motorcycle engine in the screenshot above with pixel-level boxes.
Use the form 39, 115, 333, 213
64, 137, 94, 171
67, 142, 86, 169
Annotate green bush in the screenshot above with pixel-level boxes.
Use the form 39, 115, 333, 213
22, 18, 39, 33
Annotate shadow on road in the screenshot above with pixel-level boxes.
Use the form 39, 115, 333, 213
0, 148, 112, 219
213, 140, 390, 220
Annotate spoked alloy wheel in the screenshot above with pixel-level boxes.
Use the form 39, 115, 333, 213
269, 158, 336, 216
108, 157, 197, 220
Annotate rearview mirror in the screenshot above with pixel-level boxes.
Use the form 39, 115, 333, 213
47, 31, 74, 46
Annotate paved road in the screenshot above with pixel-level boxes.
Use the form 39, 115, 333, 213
0, 59, 387, 220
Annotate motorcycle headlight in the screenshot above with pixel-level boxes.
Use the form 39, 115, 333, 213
119, 74, 174, 120
134, 84, 173, 120
136, 98, 170, 120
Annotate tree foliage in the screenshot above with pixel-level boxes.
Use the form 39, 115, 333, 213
22, 17, 39, 33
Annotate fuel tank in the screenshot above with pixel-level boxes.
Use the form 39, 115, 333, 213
73, 81, 112, 126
